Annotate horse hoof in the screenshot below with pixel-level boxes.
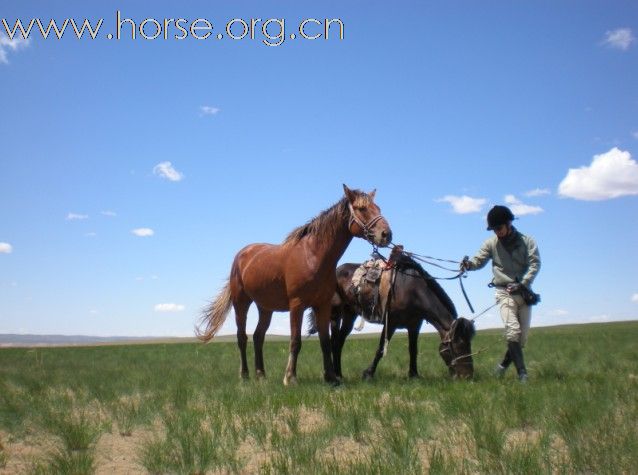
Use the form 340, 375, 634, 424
283, 375, 298, 386
408, 373, 421, 380
362, 370, 374, 381
255, 370, 266, 379
240, 371, 249, 380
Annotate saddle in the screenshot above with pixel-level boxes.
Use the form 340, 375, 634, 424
351, 259, 386, 322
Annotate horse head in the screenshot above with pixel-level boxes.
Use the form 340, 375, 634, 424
439, 317, 476, 379
343, 184, 392, 247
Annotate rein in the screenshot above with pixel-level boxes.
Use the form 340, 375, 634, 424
386, 243, 476, 314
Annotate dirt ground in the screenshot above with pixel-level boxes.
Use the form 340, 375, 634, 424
0, 429, 148, 474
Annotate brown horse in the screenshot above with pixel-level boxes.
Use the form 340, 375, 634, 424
197, 185, 392, 385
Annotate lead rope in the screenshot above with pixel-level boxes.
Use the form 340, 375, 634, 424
382, 266, 398, 356
447, 302, 500, 366
470, 302, 498, 322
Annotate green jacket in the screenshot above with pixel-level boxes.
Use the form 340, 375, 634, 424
467, 228, 540, 288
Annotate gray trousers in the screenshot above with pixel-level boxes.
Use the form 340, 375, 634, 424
495, 289, 531, 346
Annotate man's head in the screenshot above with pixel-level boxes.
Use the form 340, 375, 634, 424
486, 205, 515, 237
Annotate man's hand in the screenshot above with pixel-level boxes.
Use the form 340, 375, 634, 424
506, 283, 521, 294
460, 256, 471, 272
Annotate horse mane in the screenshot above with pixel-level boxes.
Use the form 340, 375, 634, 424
453, 317, 476, 340
283, 190, 371, 245
395, 253, 458, 318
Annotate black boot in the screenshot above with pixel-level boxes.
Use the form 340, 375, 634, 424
501, 349, 512, 369
493, 349, 512, 377
507, 341, 528, 383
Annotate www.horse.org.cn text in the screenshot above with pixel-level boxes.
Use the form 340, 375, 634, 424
1, 12, 345, 47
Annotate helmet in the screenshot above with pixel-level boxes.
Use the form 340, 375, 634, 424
486, 205, 514, 230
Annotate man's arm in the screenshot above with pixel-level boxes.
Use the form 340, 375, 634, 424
465, 239, 493, 271
521, 237, 541, 287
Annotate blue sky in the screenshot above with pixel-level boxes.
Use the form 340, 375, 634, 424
1, 1, 637, 337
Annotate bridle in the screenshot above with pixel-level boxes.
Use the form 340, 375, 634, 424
440, 320, 475, 369
348, 202, 386, 244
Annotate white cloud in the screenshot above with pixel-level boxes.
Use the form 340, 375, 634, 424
558, 147, 638, 200
200, 105, 220, 116
101, 210, 117, 217
602, 28, 635, 51
504, 195, 544, 216
0, 242, 13, 254
154, 303, 185, 313
66, 212, 88, 220
0, 33, 30, 65
132, 228, 154, 237
631, 293, 638, 303
436, 195, 486, 214
524, 188, 551, 197
153, 161, 183, 182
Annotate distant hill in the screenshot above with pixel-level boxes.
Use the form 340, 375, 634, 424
0, 334, 196, 347
0, 333, 289, 347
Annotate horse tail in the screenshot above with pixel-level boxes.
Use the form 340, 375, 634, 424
197, 280, 232, 342
305, 309, 318, 336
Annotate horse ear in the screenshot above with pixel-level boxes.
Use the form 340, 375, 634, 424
343, 184, 356, 202
368, 189, 376, 201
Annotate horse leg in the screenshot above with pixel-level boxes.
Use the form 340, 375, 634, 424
233, 295, 252, 380
283, 305, 305, 386
313, 303, 339, 385
332, 309, 356, 380
330, 316, 341, 377
254, 306, 273, 379
362, 324, 396, 380
407, 320, 423, 379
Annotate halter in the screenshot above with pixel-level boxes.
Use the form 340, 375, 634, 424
440, 320, 475, 369
348, 202, 386, 244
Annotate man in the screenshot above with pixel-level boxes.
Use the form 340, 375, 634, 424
461, 205, 541, 382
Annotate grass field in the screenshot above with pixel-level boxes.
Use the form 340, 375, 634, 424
1, 321, 637, 474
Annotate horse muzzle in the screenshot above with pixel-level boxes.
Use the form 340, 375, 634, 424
371, 226, 392, 247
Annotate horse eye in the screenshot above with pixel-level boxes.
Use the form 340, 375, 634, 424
356, 206, 367, 212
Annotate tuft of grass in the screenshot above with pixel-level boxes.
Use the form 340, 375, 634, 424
43, 410, 103, 452
34, 448, 95, 475
111, 394, 144, 436
139, 407, 240, 474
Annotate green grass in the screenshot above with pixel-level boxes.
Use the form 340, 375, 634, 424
0, 321, 637, 474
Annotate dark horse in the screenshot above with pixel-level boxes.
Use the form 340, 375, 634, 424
197, 185, 392, 385
310, 248, 475, 379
